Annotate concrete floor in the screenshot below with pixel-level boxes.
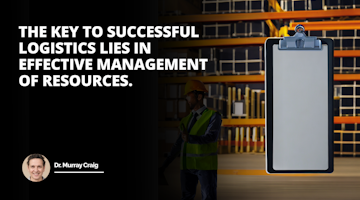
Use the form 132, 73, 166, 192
159, 154, 360, 200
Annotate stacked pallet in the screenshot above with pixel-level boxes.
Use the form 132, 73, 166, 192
334, 81, 360, 117
202, 0, 269, 14
334, 123, 360, 157
200, 46, 265, 75
203, 21, 269, 38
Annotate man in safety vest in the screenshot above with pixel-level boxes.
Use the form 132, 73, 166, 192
159, 80, 222, 200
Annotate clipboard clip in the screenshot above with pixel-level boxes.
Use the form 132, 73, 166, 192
279, 24, 322, 50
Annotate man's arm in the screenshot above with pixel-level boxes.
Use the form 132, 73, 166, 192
160, 131, 183, 169
188, 112, 222, 144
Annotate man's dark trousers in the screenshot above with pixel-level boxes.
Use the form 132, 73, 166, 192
180, 169, 217, 200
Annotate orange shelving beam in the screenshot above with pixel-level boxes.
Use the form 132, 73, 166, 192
160, 37, 360, 56
159, 74, 359, 84
159, 117, 360, 127
159, 37, 267, 49
222, 119, 265, 127
159, 75, 265, 84
334, 116, 360, 124
334, 50, 360, 57
159, 9, 360, 24
289, 20, 360, 31
334, 74, 360, 81
221, 117, 360, 126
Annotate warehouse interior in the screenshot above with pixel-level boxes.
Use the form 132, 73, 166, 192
157, 0, 359, 199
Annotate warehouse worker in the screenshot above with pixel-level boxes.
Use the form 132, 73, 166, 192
159, 80, 222, 200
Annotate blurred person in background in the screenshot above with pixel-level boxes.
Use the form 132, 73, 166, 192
159, 80, 222, 200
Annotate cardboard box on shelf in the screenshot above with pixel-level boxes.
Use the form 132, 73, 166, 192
232, 100, 246, 117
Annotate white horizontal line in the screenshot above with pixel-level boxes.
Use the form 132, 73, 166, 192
54, 171, 104, 173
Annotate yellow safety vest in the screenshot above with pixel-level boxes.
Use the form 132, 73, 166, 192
179, 108, 218, 170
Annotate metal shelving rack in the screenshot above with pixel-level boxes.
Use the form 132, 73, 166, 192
159, 74, 360, 84
158, 2, 360, 156
159, 8, 360, 23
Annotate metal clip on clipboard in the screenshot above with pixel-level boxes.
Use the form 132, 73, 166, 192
279, 24, 322, 50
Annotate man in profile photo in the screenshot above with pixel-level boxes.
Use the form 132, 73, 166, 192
27, 153, 46, 182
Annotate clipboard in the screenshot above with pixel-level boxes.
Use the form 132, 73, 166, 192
265, 25, 334, 173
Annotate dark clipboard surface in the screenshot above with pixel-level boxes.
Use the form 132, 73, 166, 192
265, 38, 334, 173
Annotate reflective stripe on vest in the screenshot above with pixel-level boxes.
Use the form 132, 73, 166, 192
179, 108, 218, 170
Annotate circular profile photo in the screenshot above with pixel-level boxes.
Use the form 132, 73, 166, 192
22, 153, 50, 182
